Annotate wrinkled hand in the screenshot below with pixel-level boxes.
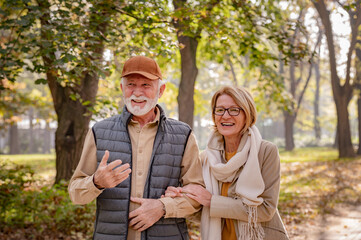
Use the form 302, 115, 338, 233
162, 186, 183, 198
93, 150, 131, 189
128, 197, 164, 232
182, 184, 212, 207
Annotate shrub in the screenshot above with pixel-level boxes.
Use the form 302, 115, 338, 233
0, 159, 95, 239
0, 160, 35, 226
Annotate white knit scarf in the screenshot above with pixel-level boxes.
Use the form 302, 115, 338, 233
201, 126, 265, 240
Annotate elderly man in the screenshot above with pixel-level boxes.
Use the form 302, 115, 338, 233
68, 56, 204, 240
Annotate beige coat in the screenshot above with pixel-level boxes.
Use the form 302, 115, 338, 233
204, 132, 289, 240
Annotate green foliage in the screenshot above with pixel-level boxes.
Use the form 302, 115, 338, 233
0, 80, 32, 129
0, 159, 95, 239
0, 160, 35, 226
0, 73, 55, 130
158, 81, 179, 118
253, 65, 294, 113
1, 0, 126, 115
193, 0, 310, 113
0, 0, 310, 118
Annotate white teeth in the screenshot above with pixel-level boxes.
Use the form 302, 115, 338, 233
221, 123, 234, 126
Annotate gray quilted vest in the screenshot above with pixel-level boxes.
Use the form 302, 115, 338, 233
92, 105, 191, 240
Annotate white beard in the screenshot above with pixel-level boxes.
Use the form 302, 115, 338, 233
124, 93, 159, 116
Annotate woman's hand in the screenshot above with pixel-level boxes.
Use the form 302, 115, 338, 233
162, 186, 183, 198
182, 184, 212, 207
163, 184, 212, 207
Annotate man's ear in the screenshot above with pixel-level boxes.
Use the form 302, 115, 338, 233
158, 83, 166, 98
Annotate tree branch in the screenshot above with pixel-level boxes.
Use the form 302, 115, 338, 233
295, 28, 323, 116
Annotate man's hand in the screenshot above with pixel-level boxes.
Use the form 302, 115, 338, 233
93, 150, 131, 189
128, 197, 165, 232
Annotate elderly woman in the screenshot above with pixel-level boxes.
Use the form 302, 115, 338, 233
165, 86, 289, 240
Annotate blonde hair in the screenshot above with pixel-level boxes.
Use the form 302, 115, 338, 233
211, 86, 257, 135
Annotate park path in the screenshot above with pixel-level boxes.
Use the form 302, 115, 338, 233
292, 205, 361, 240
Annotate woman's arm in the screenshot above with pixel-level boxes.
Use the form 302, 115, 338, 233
210, 141, 280, 222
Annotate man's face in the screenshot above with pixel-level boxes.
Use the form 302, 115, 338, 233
121, 74, 165, 116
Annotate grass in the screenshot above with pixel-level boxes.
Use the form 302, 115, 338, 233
0, 154, 55, 181
279, 147, 339, 163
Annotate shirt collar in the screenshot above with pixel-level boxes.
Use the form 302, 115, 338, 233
129, 107, 160, 126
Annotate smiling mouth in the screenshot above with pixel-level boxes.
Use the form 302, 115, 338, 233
132, 99, 146, 104
221, 123, 234, 126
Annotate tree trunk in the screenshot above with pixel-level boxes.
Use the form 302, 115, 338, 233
176, 35, 198, 129
313, 0, 357, 157
9, 123, 19, 154
284, 54, 296, 151
43, 121, 51, 154
227, 57, 237, 86
173, 0, 199, 129
313, 53, 321, 141
355, 41, 361, 154
242, 55, 250, 88
37, 0, 108, 182
357, 93, 361, 155
282, 9, 303, 151
28, 107, 35, 153
333, 129, 338, 149
49, 65, 101, 183
283, 111, 295, 151
334, 96, 354, 157
54, 98, 92, 182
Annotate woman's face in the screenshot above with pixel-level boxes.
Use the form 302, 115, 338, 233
214, 94, 246, 139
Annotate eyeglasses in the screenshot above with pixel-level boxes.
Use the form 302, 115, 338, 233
214, 107, 243, 116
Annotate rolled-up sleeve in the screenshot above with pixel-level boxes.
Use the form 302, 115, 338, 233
68, 129, 103, 205
159, 132, 205, 218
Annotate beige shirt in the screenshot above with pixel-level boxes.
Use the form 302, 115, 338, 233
68, 109, 204, 240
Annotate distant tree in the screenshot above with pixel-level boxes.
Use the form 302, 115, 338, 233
313, 31, 322, 141
282, 4, 323, 151
313, 0, 361, 157
354, 8, 361, 154
356, 42, 361, 154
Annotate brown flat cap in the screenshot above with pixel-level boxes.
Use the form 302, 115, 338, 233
121, 56, 162, 80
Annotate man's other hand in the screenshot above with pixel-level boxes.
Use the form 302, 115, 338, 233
93, 150, 131, 189
128, 197, 165, 231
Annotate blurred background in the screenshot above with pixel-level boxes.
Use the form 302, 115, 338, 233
1, 0, 360, 239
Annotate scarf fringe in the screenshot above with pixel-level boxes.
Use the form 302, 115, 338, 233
238, 206, 265, 240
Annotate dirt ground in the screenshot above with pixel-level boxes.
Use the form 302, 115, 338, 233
281, 158, 361, 240
287, 204, 361, 240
